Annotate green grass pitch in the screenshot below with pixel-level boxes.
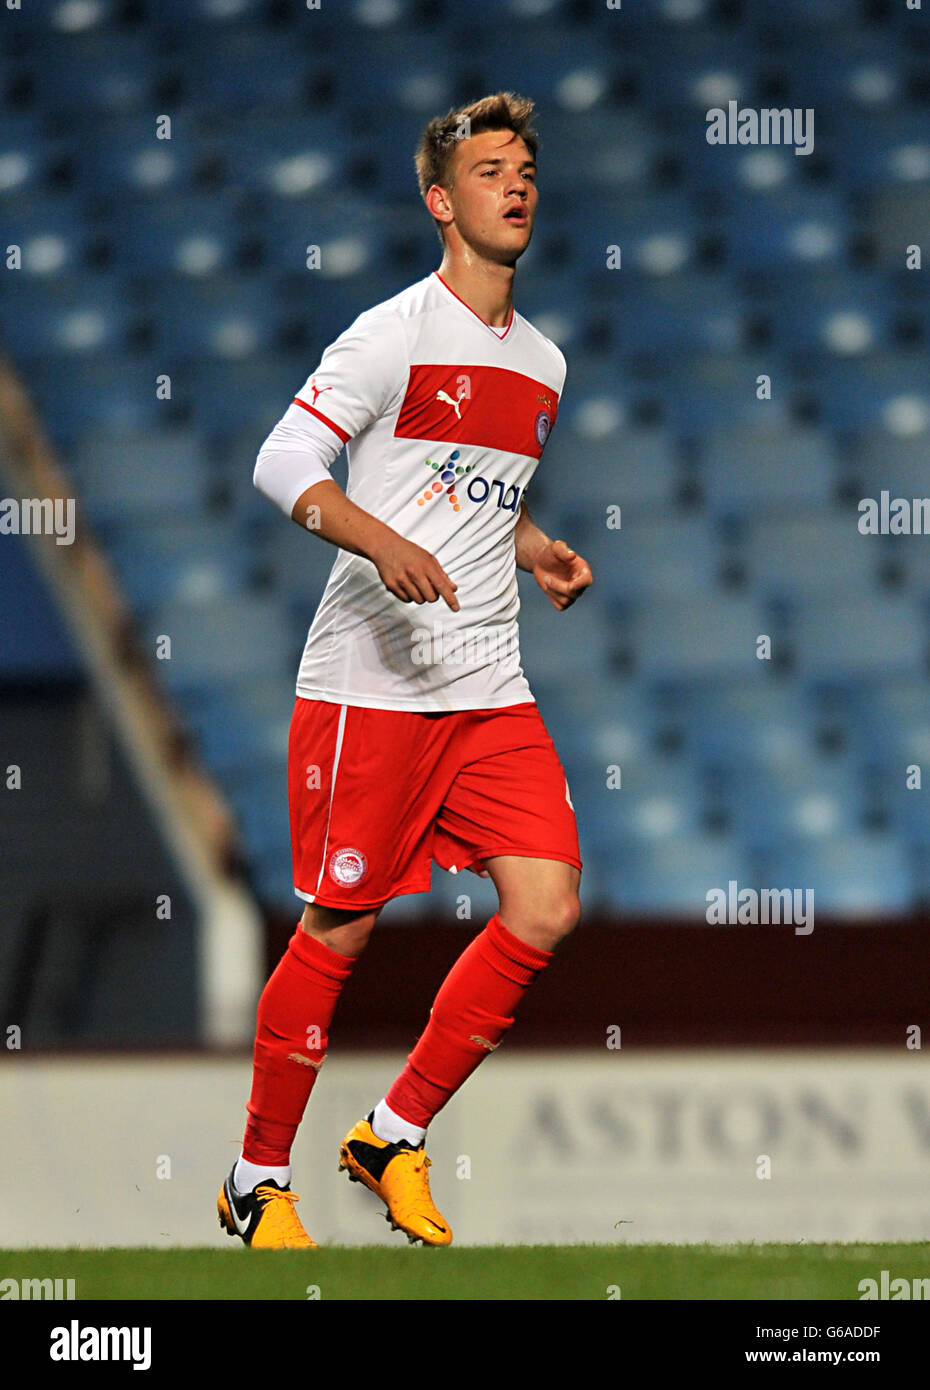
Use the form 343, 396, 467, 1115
1, 1244, 926, 1300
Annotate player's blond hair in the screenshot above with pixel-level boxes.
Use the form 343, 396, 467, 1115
414, 92, 539, 245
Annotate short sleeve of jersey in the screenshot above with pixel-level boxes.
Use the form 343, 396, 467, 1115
292, 308, 407, 443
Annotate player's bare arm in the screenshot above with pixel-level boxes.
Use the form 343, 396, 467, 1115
515, 498, 593, 612
290, 477, 460, 612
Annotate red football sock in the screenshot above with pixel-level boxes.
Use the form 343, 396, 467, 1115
242, 923, 355, 1167
384, 913, 553, 1129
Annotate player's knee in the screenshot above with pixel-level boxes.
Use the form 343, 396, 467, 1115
300, 903, 379, 956
518, 891, 580, 952
550, 890, 581, 944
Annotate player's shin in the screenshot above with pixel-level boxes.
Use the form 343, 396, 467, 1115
380, 912, 553, 1132
240, 923, 355, 1173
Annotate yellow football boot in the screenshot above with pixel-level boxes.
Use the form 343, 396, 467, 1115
218, 1168, 318, 1249
338, 1113, 452, 1246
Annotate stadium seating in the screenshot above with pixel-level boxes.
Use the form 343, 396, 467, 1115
4, 0, 930, 918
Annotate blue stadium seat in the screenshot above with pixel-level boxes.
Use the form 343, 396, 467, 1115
672, 677, 821, 773
1, 194, 90, 277
254, 517, 341, 614
0, 273, 133, 363
580, 515, 722, 607
889, 535, 930, 599
792, 596, 925, 680
813, 353, 930, 436
10, 0, 119, 28
863, 183, 930, 271
848, 430, 930, 499
782, 30, 904, 113
724, 752, 866, 849
104, 514, 254, 614
546, 351, 635, 440
29, 33, 162, 117
515, 575, 615, 687
168, 31, 310, 111
821, 111, 930, 194
532, 427, 679, 536
224, 766, 291, 859
701, 421, 837, 522
184, 353, 312, 443
758, 835, 915, 915
515, 266, 597, 353
145, 0, 267, 27
205, 116, 351, 199
532, 675, 657, 773
468, 27, 613, 114
149, 275, 280, 362
630, 594, 768, 682
72, 422, 206, 483
602, 272, 749, 359
570, 750, 707, 855
326, 31, 456, 122
880, 779, 930, 850
742, 510, 882, 603
634, 27, 760, 117
571, 192, 699, 283
30, 356, 168, 450
679, 140, 802, 202
257, 195, 381, 278
595, 835, 758, 916
68, 425, 213, 530
109, 197, 242, 278
66, 113, 201, 200
450, 0, 570, 19
185, 674, 296, 778
657, 353, 795, 439
744, 0, 856, 29
527, 110, 661, 196
763, 269, 896, 355
0, 113, 47, 201
833, 677, 930, 770
721, 190, 851, 274
143, 594, 301, 698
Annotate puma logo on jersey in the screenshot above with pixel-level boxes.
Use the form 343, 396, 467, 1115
435, 389, 464, 420
469, 1034, 501, 1051
310, 376, 333, 406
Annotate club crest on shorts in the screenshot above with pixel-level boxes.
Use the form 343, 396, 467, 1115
328, 846, 368, 886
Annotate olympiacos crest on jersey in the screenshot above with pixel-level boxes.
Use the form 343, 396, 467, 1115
328, 846, 368, 886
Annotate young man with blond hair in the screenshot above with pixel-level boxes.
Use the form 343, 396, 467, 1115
219, 92, 593, 1250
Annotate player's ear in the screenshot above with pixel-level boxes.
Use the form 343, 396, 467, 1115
425, 183, 454, 228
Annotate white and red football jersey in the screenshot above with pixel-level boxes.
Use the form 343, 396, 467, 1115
271, 270, 565, 712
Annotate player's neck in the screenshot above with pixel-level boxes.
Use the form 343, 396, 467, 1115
435, 253, 515, 329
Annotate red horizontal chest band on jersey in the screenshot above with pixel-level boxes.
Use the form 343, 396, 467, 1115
395, 364, 558, 458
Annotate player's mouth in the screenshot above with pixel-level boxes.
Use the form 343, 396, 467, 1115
503, 205, 529, 225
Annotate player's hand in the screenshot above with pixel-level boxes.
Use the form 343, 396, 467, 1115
371, 533, 460, 612
533, 538, 593, 611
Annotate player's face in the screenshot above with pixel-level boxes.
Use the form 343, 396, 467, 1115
443, 129, 538, 264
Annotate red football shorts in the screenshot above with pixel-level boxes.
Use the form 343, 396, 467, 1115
288, 697, 582, 909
